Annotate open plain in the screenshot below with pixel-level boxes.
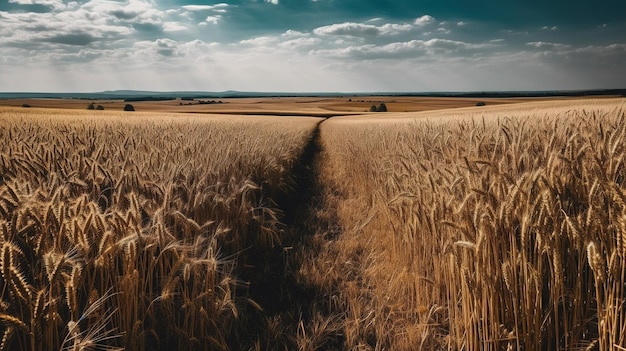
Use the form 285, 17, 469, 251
1, 94, 620, 116
1, 96, 625, 350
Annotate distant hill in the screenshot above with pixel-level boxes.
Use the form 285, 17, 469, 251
0, 89, 624, 100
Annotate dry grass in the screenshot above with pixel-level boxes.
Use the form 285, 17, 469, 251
0, 107, 322, 350
299, 98, 626, 350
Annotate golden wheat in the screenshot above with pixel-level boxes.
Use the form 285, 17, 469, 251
299, 99, 626, 350
0, 106, 322, 350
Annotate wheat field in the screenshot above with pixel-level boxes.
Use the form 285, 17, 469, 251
300, 99, 626, 350
1, 99, 626, 350
0, 107, 322, 350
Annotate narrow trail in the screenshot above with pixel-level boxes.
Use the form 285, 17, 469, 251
237, 118, 340, 348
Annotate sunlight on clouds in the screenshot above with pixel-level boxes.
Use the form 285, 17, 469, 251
238, 36, 277, 46
163, 22, 187, 32
0, 0, 624, 92
181, 3, 229, 12
414, 15, 435, 26
278, 37, 321, 48
201, 15, 222, 25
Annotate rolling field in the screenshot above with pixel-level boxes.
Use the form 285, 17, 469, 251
0, 107, 322, 350
1, 95, 617, 116
304, 98, 626, 350
1, 98, 626, 350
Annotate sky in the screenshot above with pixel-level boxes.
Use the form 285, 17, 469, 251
0, 0, 625, 92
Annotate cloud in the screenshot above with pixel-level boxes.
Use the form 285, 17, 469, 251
126, 38, 216, 61
110, 9, 140, 20
8, 0, 65, 10
83, 0, 168, 26
309, 38, 500, 60
238, 36, 277, 46
38, 33, 100, 46
1, 1, 625, 93
0, 9, 133, 48
282, 30, 308, 38
181, 3, 229, 12
154, 38, 178, 57
314, 22, 380, 36
313, 21, 413, 37
201, 15, 222, 25
163, 22, 186, 32
526, 41, 571, 50
414, 15, 435, 26
278, 37, 321, 48
379, 23, 414, 35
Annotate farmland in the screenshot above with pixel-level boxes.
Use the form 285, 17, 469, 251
305, 99, 626, 350
1, 97, 626, 350
0, 108, 322, 350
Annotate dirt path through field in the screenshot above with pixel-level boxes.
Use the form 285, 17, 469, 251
232, 117, 346, 348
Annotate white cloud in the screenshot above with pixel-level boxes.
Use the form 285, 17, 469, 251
309, 38, 500, 59
0, 9, 133, 48
265, 0, 279, 4
414, 15, 435, 26
239, 36, 277, 46
282, 30, 308, 38
313, 21, 413, 37
163, 22, 187, 32
126, 38, 216, 61
8, 0, 65, 10
279, 37, 321, 48
314, 22, 380, 36
526, 41, 571, 50
181, 3, 229, 12
379, 23, 413, 35
202, 15, 222, 25
541, 26, 559, 31
83, 0, 169, 25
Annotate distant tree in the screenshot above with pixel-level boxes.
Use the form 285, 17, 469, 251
124, 104, 135, 111
476, 101, 486, 106
87, 102, 95, 110
370, 102, 388, 112
21, 103, 31, 108
96, 105, 104, 110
